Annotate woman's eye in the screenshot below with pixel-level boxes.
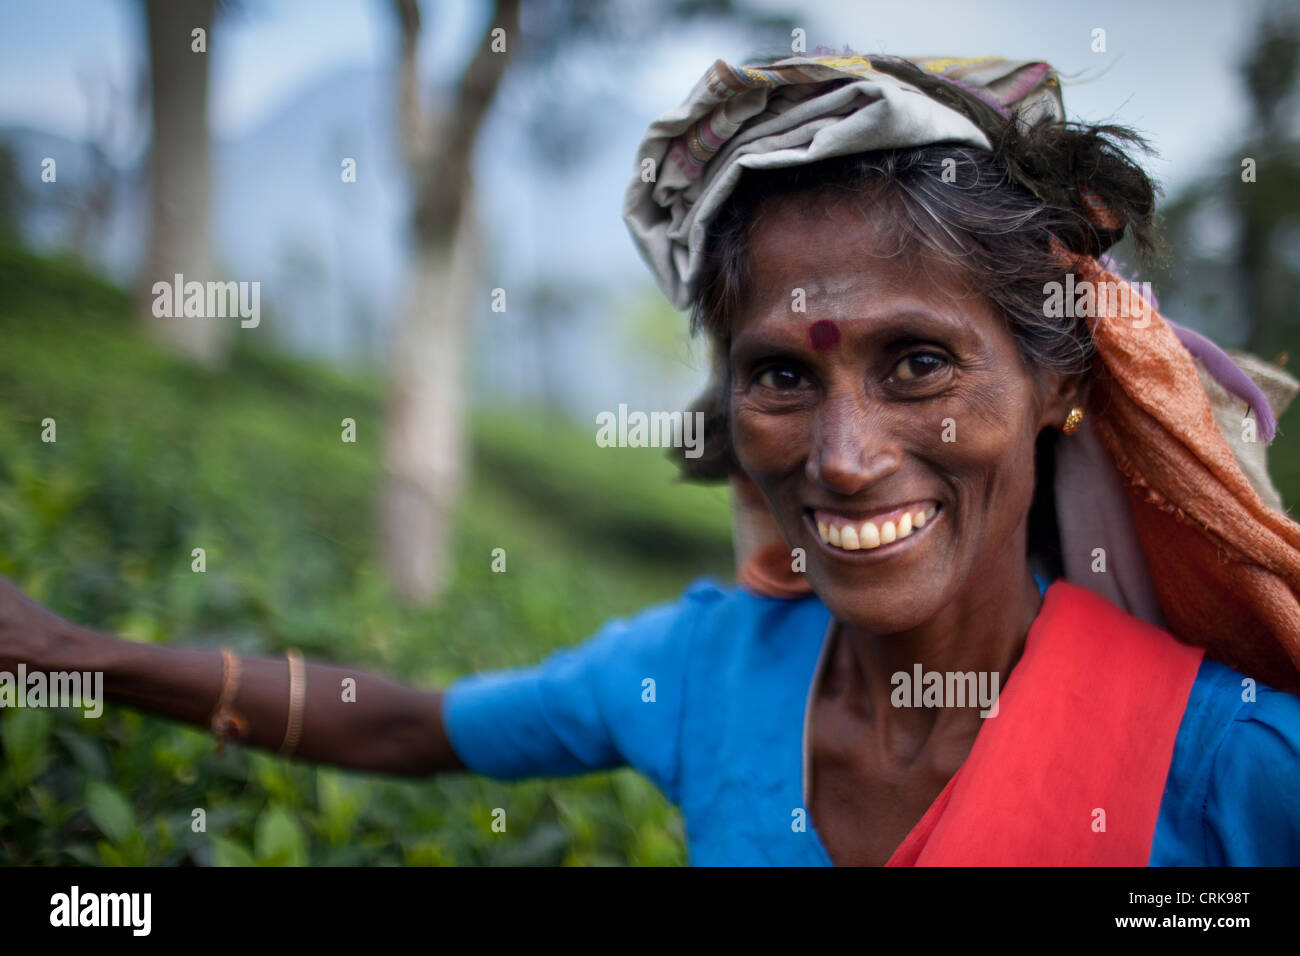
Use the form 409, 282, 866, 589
890, 352, 947, 382
756, 366, 806, 390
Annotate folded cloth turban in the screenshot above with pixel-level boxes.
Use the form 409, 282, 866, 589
623, 53, 1300, 692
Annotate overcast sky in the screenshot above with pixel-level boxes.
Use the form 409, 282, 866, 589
0, 0, 1285, 415
0, 0, 1276, 193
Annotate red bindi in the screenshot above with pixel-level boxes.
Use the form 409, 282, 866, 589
809, 319, 840, 351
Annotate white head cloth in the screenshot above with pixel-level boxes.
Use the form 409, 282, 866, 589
622, 54, 1065, 310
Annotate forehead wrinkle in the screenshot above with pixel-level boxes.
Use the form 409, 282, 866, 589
732, 307, 981, 356
745, 251, 969, 322
736, 199, 993, 343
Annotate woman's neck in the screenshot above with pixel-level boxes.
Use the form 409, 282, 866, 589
831, 530, 1044, 758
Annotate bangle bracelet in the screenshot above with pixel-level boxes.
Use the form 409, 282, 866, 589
280, 649, 305, 756
210, 647, 248, 754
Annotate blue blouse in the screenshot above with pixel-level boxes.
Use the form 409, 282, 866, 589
442, 578, 1300, 865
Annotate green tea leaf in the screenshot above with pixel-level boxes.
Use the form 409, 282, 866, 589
254, 805, 307, 867
210, 836, 257, 867
84, 780, 137, 844
1, 708, 52, 786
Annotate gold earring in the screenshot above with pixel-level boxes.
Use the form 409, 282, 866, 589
1062, 407, 1084, 435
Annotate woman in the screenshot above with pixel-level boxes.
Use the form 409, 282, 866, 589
4, 52, 1300, 865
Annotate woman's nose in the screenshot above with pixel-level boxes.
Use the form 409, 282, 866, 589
805, 396, 901, 494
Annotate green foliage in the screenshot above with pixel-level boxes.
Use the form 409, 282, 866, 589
0, 245, 729, 866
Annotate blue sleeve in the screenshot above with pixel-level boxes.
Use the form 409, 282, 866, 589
440, 586, 712, 804
1203, 681, 1300, 865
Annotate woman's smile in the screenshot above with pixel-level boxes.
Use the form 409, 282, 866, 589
807, 501, 942, 559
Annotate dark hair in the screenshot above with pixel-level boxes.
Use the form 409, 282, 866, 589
677, 115, 1163, 481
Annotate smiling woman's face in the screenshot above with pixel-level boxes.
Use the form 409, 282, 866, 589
728, 193, 1077, 633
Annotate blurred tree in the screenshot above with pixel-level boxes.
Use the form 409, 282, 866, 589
69, 69, 123, 264
1236, 3, 1300, 357
1145, 2, 1300, 359
380, 0, 793, 602
138, 0, 222, 365
381, 0, 520, 602
0, 141, 25, 245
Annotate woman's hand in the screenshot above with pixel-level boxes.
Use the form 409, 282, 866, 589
0, 573, 76, 674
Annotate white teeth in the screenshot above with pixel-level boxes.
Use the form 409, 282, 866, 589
817, 505, 938, 551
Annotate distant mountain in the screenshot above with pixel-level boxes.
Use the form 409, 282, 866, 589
4, 124, 147, 280
1, 64, 706, 420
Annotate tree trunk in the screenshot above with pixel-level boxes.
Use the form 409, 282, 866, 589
380, 0, 518, 602
380, 209, 480, 600
139, 0, 225, 365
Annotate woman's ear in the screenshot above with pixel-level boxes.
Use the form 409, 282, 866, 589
1038, 369, 1090, 432
1061, 370, 1091, 414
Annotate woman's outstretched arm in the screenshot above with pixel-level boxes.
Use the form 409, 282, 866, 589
0, 575, 466, 777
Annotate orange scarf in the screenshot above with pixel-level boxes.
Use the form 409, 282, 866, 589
1077, 249, 1300, 693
